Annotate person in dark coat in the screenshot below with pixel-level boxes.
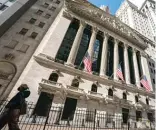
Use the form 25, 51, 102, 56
0, 84, 30, 130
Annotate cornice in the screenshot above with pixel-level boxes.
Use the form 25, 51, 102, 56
34, 53, 155, 98
64, 0, 147, 50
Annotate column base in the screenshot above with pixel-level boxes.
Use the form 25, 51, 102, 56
65, 62, 75, 67
100, 74, 108, 79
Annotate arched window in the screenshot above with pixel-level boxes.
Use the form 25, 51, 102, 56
91, 84, 97, 92
48, 73, 59, 82
135, 95, 139, 103
108, 89, 113, 96
146, 98, 149, 105
71, 79, 79, 87
123, 93, 127, 100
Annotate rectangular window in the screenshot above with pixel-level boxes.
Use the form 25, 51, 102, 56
38, 22, 45, 28
0, 4, 8, 11
122, 108, 129, 124
86, 109, 95, 122
19, 28, 28, 35
42, 3, 49, 8
136, 111, 142, 121
33, 92, 53, 116
29, 18, 37, 24
36, 10, 43, 15
61, 97, 77, 120
49, 6, 56, 11
152, 63, 155, 67
18, 44, 29, 53
44, 13, 51, 19
30, 32, 38, 39
153, 79, 155, 84
147, 113, 153, 122
56, 0, 60, 4
5, 40, 18, 49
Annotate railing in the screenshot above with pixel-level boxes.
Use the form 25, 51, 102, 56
67, 85, 84, 93
41, 79, 62, 86
0, 101, 155, 130
88, 91, 103, 97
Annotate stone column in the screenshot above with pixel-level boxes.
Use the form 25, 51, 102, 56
100, 32, 109, 77
140, 53, 153, 91
87, 27, 98, 63
113, 39, 119, 80
124, 44, 130, 84
66, 21, 86, 66
132, 48, 140, 87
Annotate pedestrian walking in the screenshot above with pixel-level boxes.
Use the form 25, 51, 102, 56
0, 84, 30, 130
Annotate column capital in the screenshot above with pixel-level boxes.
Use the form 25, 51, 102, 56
124, 44, 129, 48
79, 20, 86, 28
103, 31, 109, 36
92, 27, 98, 34
62, 11, 73, 20
132, 48, 138, 53
114, 38, 120, 44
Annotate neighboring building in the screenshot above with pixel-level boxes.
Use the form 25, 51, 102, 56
7, 0, 155, 129
116, 0, 154, 41
0, 0, 38, 37
140, 0, 156, 41
0, 0, 63, 100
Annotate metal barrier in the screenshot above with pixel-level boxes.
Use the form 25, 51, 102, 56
0, 101, 155, 130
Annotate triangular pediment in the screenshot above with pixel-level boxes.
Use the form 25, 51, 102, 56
65, 0, 147, 49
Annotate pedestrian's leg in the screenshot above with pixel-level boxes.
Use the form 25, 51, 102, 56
0, 110, 9, 129
8, 109, 20, 130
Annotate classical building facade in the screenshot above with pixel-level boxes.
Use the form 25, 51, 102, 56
7, 0, 155, 129
116, 0, 154, 41
0, 0, 63, 100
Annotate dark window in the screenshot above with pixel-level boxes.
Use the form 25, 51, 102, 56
33, 92, 53, 116
86, 109, 95, 122
29, 18, 37, 24
146, 98, 149, 105
152, 63, 155, 67
0, 4, 8, 11
150, 68, 153, 73
149, 62, 151, 66
108, 89, 113, 96
30, 32, 38, 39
71, 79, 79, 87
19, 28, 28, 35
62, 97, 77, 120
18, 44, 29, 53
153, 79, 155, 84
135, 96, 139, 103
122, 108, 129, 124
147, 113, 153, 122
136, 111, 142, 121
43, 3, 49, 8
91, 84, 97, 92
44, 13, 51, 19
49, 6, 56, 11
38, 22, 45, 28
36, 10, 43, 15
49, 73, 59, 82
56, 0, 60, 4
123, 93, 127, 100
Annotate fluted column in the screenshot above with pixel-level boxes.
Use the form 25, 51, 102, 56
87, 27, 98, 63
66, 21, 86, 66
113, 39, 119, 80
100, 32, 109, 76
140, 53, 153, 91
132, 48, 140, 87
124, 44, 130, 84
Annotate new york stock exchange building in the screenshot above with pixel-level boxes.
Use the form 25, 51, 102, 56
6, 0, 155, 129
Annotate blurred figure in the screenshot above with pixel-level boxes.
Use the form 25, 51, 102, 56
0, 84, 30, 130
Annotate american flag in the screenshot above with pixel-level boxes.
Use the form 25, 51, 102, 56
117, 64, 124, 81
83, 52, 92, 73
140, 75, 151, 92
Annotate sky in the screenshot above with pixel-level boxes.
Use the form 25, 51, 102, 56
88, 0, 145, 14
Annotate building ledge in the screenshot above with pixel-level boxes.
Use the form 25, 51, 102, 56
34, 53, 155, 98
